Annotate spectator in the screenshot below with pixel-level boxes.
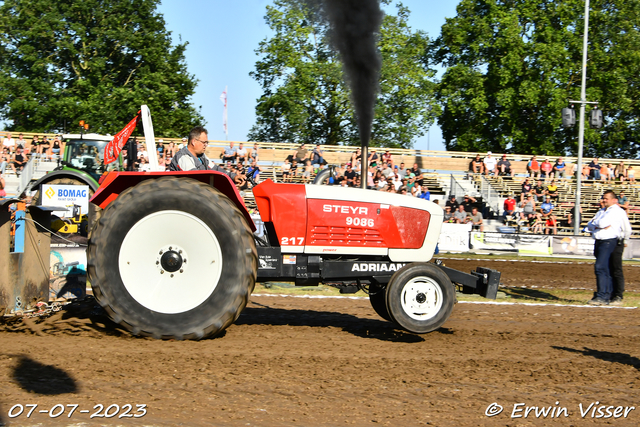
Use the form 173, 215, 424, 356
521, 178, 533, 201
618, 190, 630, 212
411, 163, 420, 176
461, 194, 476, 211
497, 154, 514, 177
50, 136, 64, 161
294, 144, 308, 163
281, 159, 291, 182
368, 150, 379, 167
600, 163, 612, 181
446, 195, 459, 212
350, 148, 361, 169
406, 173, 416, 193
236, 143, 248, 164
540, 196, 557, 235
580, 163, 591, 180
483, 151, 497, 175
1, 148, 9, 175
547, 180, 559, 202
443, 206, 455, 223
250, 143, 259, 163
344, 164, 357, 186
411, 181, 422, 197
16, 133, 26, 150
163, 156, 172, 171
454, 205, 468, 224
531, 212, 545, 234
470, 154, 484, 174
589, 157, 602, 180
31, 135, 41, 157
382, 150, 393, 167
466, 207, 484, 231
520, 195, 536, 222
391, 171, 402, 191
540, 158, 553, 178
246, 160, 261, 184
397, 162, 406, 179
2, 132, 15, 153
615, 161, 627, 182
503, 194, 517, 220
627, 165, 636, 183
533, 179, 546, 202
0, 174, 5, 198
527, 155, 540, 178
553, 157, 567, 178
381, 163, 394, 180
10, 147, 27, 175
311, 144, 325, 167
138, 156, 151, 172
222, 141, 237, 163
167, 141, 179, 157
40, 136, 51, 158
419, 186, 430, 200
290, 159, 299, 179
301, 160, 312, 184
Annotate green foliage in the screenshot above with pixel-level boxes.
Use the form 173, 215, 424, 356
434, 0, 640, 157
0, 0, 202, 136
248, 0, 438, 148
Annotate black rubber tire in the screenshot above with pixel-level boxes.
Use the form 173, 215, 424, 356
87, 177, 258, 340
386, 263, 455, 334
368, 284, 391, 321
34, 177, 101, 232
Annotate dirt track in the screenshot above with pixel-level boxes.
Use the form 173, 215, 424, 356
1, 259, 639, 426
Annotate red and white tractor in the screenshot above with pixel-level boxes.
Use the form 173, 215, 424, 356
86, 108, 500, 339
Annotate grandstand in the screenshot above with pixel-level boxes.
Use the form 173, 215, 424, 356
4, 132, 640, 235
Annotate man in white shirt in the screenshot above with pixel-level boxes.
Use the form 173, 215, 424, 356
585, 190, 632, 305
483, 151, 497, 175
2, 133, 15, 152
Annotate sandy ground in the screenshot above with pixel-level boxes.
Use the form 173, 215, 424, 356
0, 259, 639, 427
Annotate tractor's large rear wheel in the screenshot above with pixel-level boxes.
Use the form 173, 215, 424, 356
386, 263, 455, 334
87, 177, 257, 340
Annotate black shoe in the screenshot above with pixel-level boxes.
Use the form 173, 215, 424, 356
588, 297, 609, 306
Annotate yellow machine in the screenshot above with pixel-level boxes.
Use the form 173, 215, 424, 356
51, 204, 88, 237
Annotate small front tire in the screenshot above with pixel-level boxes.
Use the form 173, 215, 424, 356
386, 263, 455, 334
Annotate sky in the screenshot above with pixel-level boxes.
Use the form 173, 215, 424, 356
156, 0, 461, 151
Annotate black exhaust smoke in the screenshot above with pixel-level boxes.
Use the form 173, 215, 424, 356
322, 0, 383, 148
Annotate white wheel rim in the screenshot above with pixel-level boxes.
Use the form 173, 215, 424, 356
118, 210, 223, 314
400, 276, 444, 321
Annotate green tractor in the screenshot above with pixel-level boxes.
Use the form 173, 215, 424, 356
32, 133, 115, 201
31, 133, 132, 227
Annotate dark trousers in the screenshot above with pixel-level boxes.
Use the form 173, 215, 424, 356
610, 241, 625, 300
594, 238, 617, 301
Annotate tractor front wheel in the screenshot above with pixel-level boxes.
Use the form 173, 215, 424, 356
386, 263, 455, 334
87, 177, 257, 340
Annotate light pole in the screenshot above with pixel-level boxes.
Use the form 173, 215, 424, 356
572, 0, 591, 235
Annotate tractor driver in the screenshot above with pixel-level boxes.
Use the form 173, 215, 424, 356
169, 126, 244, 185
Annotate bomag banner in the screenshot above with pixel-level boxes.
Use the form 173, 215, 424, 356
42, 184, 89, 218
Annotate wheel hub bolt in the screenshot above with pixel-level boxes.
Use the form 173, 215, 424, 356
416, 293, 427, 304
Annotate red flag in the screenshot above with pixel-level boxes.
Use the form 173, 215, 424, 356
104, 111, 141, 164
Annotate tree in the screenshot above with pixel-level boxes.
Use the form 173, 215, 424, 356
248, 0, 439, 148
434, 0, 640, 157
0, 0, 202, 136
